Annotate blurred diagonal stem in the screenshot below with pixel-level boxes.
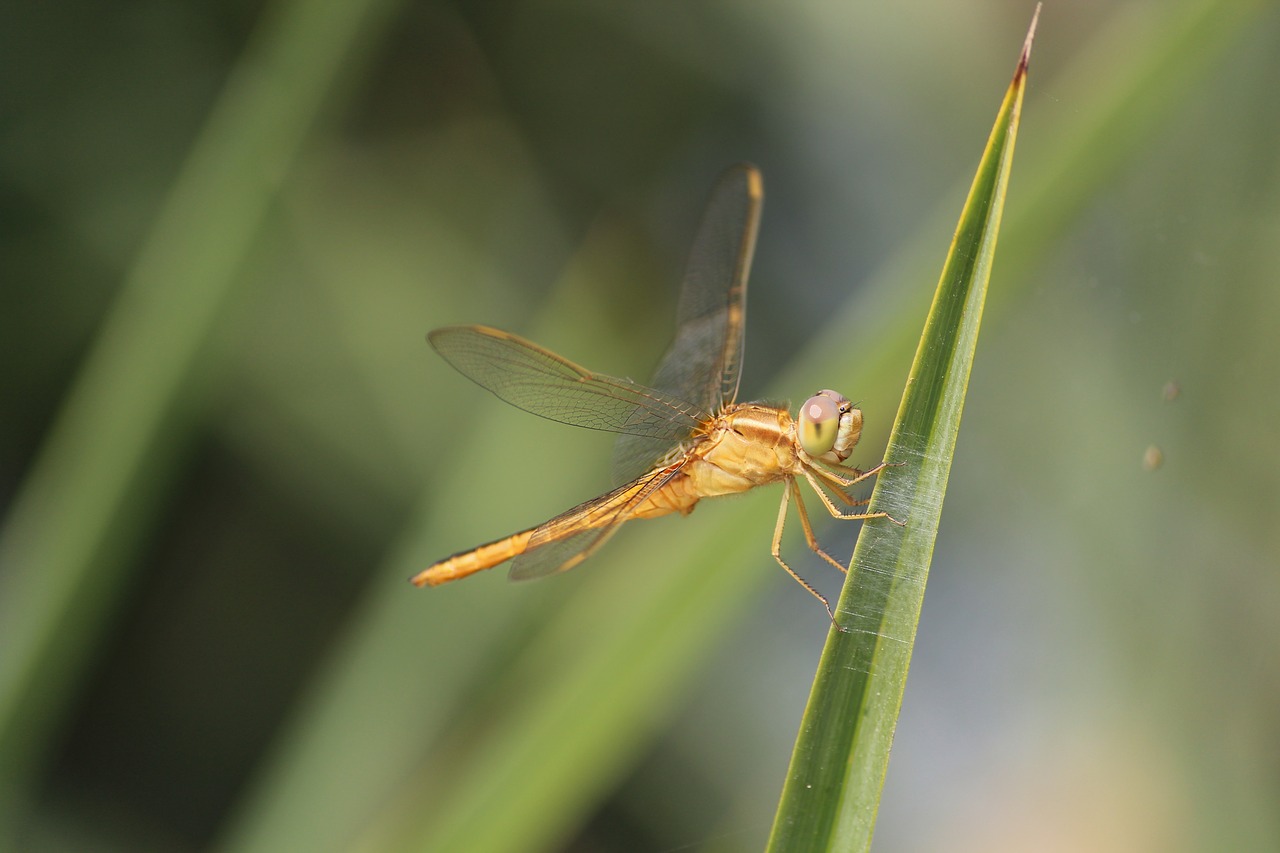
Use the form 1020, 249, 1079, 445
0, 0, 398, 806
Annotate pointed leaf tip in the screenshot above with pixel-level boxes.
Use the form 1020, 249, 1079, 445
1019, 4, 1042, 79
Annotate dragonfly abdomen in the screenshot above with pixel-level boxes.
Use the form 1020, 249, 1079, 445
411, 529, 535, 586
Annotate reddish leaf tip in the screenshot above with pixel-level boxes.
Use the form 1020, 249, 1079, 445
1017, 3, 1042, 80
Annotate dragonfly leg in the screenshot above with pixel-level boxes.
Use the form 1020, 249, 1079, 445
817, 460, 892, 488
788, 479, 849, 575
808, 469, 870, 507
810, 460, 906, 506
773, 480, 848, 632
801, 470, 905, 526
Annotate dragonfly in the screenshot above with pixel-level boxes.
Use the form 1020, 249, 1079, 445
412, 164, 896, 622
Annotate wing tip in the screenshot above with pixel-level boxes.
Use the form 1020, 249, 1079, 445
722, 162, 764, 202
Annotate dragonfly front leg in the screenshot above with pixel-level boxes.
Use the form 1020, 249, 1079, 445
801, 469, 904, 526
772, 478, 846, 630
808, 470, 871, 507
816, 460, 892, 489
810, 460, 907, 507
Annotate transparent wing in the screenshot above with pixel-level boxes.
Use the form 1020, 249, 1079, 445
613, 163, 763, 483
430, 325, 712, 440
508, 461, 686, 581
651, 163, 762, 410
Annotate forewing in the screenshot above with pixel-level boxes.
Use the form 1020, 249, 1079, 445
508, 463, 685, 581
430, 325, 711, 440
649, 163, 761, 410
613, 164, 762, 483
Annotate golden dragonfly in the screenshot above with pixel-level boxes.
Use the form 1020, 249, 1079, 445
412, 164, 895, 621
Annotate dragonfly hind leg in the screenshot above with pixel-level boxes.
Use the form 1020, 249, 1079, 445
772, 478, 848, 631
787, 478, 851, 575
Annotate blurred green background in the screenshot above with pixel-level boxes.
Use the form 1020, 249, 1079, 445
2, 1, 1278, 850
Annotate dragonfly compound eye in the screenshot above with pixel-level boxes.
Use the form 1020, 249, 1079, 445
798, 393, 841, 456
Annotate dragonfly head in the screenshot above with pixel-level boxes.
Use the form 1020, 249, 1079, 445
797, 390, 862, 464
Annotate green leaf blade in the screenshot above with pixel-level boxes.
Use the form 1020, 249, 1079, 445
767, 10, 1037, 852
